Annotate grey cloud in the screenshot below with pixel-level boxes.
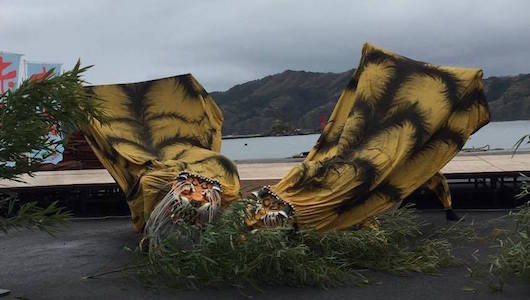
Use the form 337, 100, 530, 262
1, 0, 529, 91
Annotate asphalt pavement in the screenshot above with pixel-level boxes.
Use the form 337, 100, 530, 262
1, 210, 529, 299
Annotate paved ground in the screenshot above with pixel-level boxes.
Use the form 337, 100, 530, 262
1, 210, 529, 299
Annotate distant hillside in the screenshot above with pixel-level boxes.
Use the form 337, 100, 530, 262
484, 74, 530, 121
211, 70, 530, 135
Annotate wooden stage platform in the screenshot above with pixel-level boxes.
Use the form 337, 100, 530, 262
1, 153, 529, 193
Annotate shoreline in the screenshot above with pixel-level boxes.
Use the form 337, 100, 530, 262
221, 119, 530, 140
233, 148, 530, 164
222, 131, 318, 140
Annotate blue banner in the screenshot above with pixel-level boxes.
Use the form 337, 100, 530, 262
0, 52, 22, 94
26, 62, 61, 80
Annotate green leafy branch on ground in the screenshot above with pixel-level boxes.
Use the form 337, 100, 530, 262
477, 133, 530, 288
136, 204, 530, 292
486, 203, 530, 290
137, 203, 460, 289
0, 193, 70, 234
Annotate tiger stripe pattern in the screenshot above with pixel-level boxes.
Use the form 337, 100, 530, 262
270, 43, 490, 231
83, 74, 240, 231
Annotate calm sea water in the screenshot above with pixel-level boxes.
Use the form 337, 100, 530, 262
42, 120, 529, 164
221, 121, 530, 161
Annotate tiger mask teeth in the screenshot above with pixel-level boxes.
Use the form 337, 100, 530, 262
260, 212, 282, 227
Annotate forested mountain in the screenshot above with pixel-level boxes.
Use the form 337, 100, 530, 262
211, 70, 530, 135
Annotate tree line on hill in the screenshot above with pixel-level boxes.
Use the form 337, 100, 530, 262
211, 70, 530, 135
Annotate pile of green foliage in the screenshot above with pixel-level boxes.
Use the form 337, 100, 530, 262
480, 133, 530, 289
138, 203, 459, 289
487, 203, 530, 290
0, 62, 105, 233
0, 195, 69, 234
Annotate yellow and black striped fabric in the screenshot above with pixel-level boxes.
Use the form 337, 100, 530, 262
82, 75, 240, 231
270, 43, 490, 231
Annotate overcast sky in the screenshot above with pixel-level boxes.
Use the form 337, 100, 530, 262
2, 0, 529, 91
